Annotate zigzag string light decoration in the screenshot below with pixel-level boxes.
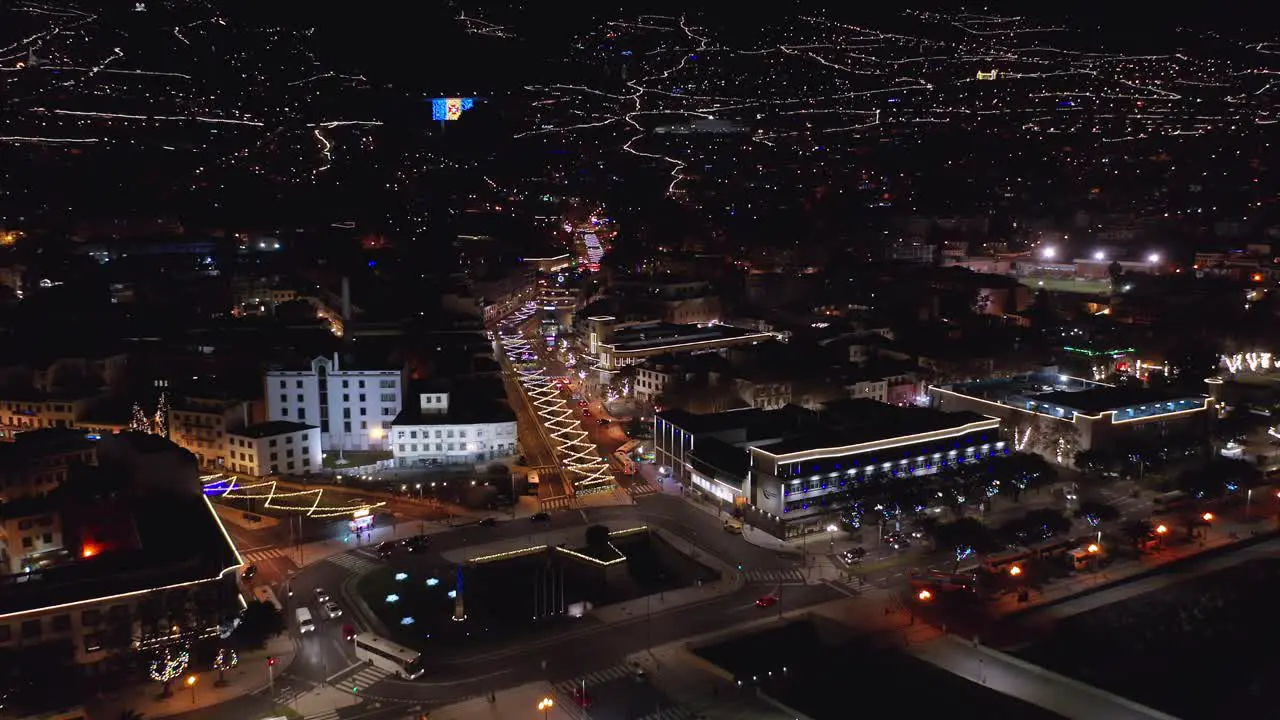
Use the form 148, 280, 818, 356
497, 303, 615, 496
200, 474, 386, 518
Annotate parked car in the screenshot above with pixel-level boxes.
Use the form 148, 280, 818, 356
376, 542, 395, 558
315, 587, 330, 603
530, 512, 551, 522
755, 595, 778, 608
478, 517, 498, 527
402, 535, 430, 552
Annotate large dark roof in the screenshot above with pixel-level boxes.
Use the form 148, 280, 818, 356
662, 399, 997, 458
1032, 386, 1200, 415
0, 494, 239, 618
392, 377, 514, 426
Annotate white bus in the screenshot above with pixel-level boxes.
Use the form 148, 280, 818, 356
353, 632, 424, 679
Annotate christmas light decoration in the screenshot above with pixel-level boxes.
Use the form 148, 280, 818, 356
496, 303, 615, 496
130, 401, 151, 433
149, 647, 190, 683
153, 392, 170, 438
200, 474, 385, 518
212, 648, 238, 671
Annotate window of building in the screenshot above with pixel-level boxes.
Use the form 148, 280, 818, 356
269, 439, 278, 447
359, 380, 366, 388
379, 380, 395, 388
0, 624, 10, 643
380, 393, 397, 402
343, 421, 351, 433
51, 614, 70, 632
296, 380, 303, 388
20, 620, 41, 639
343, 394, 350, 402
342, 380, 349, 389
280, 394, 287, 403
279, 380, 286, 389
359, 394, 366, 402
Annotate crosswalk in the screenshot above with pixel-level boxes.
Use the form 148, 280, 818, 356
743, 568, 807, 585
345, 663, 391, 691
553, 663, 636, 695
628, 482, 660, 497
541, 495, 574, 511
241, 547, 290, 564
323, 550, 382, 575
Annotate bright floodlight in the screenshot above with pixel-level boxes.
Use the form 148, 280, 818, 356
1093, 250, 1106, 261
1147, 253, 1160, 263
1041, 246, 1056, 259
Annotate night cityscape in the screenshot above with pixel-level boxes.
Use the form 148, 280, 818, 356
1, 2, 1279, 719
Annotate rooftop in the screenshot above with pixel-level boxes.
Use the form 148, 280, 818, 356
0, 428, 94, 467
605, 322, 770, 353
940, 371, 1208, 418
0, 477, 240, 618
660, 400, 998, 459
392, 378, 515, 427
232, 421, 316, 439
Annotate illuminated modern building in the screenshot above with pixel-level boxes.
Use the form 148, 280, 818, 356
0, 433, 242, 667
264, 353, 405, 452
930, 370, 1212, 464
655, 400, 1003, 538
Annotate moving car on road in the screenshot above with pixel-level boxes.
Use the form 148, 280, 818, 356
755, 595, 778, 608
315, 587, 330, 603
531, 512, 551, 522
323, 601, 343, 619
295, 607, 316, 634
478, 517, 498, 527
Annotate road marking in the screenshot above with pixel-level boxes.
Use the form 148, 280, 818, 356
325, 661, 362, 683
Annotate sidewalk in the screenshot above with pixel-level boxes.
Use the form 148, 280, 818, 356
422, 681, 568, 720
84, 634, 297, 720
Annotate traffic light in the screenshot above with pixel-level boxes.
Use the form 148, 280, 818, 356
268, 656, 277, 667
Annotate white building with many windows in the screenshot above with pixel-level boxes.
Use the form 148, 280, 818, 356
224, 421, 321, 477
265, 353, 405, 452
390, 389, 517, 467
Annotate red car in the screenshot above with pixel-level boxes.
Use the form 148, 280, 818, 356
572, 687, 592, 708
578, 400, 589, 408
755, 595, 778, 608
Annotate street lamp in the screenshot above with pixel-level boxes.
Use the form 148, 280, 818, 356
369, 426, 384, 450
917, 588, 933, 603
1008, 564, 1022, 577
538, 696, 554, 720
186, 674, 197, 704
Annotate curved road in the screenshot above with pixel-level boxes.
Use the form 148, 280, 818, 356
281, 493, 843, 706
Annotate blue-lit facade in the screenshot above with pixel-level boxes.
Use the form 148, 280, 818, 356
655, 406, 1004, 539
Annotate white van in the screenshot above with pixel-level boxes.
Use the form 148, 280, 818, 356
295, 607, 315, 634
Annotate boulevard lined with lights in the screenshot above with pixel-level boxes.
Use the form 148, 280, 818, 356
498, 303, 615, 495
